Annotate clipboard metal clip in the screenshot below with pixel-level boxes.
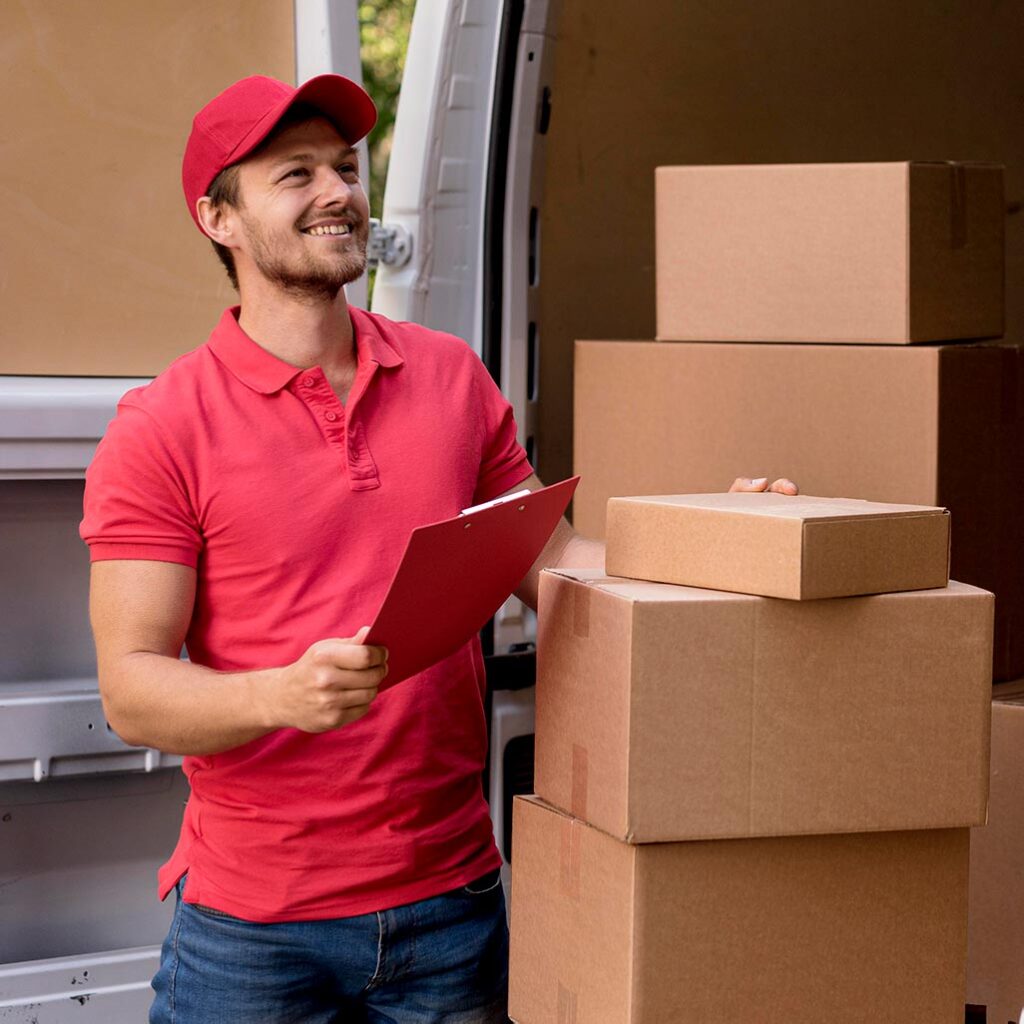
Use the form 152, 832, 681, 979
459, 489, 532, 517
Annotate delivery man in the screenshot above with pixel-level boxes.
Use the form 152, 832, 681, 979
81, 73, 797, 1023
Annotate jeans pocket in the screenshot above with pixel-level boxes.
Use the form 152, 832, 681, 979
189, 901, 244, 921
460, 867, 502, 897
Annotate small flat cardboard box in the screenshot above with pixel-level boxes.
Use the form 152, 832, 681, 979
535, 568, 993, 842
606, 492, 949, 600
966, 698, 1024, 1024
655, 161, 1004, 343
509, 796, 970, 1024
573, 339, 1024, 680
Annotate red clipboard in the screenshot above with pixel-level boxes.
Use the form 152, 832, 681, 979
366, 476, 579, 689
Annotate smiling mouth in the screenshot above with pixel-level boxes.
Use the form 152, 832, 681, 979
302, 223, 353, 237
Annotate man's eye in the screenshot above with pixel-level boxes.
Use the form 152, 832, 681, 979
338, 164, 359, 177
283, 168, 309, 181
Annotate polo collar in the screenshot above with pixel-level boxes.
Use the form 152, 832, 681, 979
349, 306, 405, 370
207, 306, 404, 394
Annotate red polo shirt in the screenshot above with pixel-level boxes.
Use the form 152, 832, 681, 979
80, 306, 532, 922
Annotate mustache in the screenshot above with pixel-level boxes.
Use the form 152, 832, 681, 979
297, 209, 364, 232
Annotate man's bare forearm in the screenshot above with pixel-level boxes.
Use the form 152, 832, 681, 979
555, 532, 605, 573
99, 651, 280, 755
515, 518, 605, 610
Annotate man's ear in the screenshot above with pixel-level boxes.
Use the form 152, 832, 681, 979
196, 197, 236, 245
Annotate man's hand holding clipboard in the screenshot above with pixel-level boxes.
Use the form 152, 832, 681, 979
364, 476, 579, 689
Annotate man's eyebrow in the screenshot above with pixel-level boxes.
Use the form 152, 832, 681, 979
269, 146, 359, 169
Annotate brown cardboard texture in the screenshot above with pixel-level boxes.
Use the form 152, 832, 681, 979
573, 339, 1024, 680
966, 699, 1024, 1023
1, 1, 295, 375
655, 162, 1004, 343
605, 492, 949, 600
535, 568, 992, 843
509, 796, 970, 1024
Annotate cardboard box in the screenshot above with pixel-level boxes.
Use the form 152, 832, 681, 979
0, 1, 295, 375
605, 492, 949, 600
573, 339, 1024, 680
967, 698, 1024, 1024
509, 795, 970, 1024
535, 568, 992, 842
655, 162, 1004, 343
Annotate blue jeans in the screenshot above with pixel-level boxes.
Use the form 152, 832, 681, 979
150, 870, 511, 1024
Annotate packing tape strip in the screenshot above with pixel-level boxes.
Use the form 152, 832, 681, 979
999, 345, 1020, 424
948, 161, 968, 249
573, 583, 590, 638
571, 576, 619, 638
571, 744, 589, 820
558, 815, 581, 900
557, 982, 579, 1024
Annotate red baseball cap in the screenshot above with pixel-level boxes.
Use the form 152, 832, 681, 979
182, 74, 377, 232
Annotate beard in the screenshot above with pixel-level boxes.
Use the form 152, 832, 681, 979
241, 208, 369, 302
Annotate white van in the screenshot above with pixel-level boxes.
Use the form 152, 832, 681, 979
0, 2, 552, 1016
2, 0, 1021, 1017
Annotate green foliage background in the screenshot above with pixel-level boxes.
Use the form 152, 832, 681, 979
359, 0, 416, 221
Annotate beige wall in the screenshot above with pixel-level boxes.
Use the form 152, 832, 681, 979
1, 0, 296, 376
539, 0, 1024, 487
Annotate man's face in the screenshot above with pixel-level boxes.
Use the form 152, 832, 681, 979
230, 116, 371, 300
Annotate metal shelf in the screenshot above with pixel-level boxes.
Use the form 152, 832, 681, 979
0, 377, 150, 479
0, 677, 182, 782
0, 944, 161, 1018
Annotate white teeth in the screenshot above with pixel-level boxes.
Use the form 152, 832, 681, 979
305, 224, 352, 236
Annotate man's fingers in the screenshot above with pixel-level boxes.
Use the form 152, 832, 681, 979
729, 476, 799, 495
729, 476, 769, 492
337, 686, 379, 709
353, 625, 371, 644
314, 637, 388, 668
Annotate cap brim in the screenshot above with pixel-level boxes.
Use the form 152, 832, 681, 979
225, 73, 378, 170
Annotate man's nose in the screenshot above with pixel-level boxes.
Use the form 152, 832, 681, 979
313, 166, 354, 207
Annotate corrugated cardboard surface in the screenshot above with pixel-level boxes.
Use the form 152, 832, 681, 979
966, 699, 1024, 1023
605, 492, 950, 599
909, 163, 1007, 341
1, 1, 295, 376
573, 339, 1024, 679
509, 796, 970, 1024
535, 568, 993, 843
537, 2, 1024, 491
655, 162, 1004, 343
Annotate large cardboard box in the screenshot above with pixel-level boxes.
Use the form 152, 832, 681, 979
1, 1, 295, 375
509, 795, 970, 1024
967, 698, 1024, 1024
605, 492, 949, 599
656, 162, 1004, 343
535, 568, 992, 842
573, 339, 1024, 680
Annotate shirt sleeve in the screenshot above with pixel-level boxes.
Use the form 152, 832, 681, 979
469, 355, 533, 504
80, 397, 202, 568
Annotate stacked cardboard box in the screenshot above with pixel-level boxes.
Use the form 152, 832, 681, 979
509, 496, 994, 1023
512, 163, 1010, 1020
572, 161, 1024, 681
966, 696, 1024, 1022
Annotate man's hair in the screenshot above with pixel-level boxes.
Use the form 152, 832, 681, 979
207, 165, 242, 289
204, 103, 333, 291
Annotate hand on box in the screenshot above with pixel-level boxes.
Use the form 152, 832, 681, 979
729, 476, 799, 495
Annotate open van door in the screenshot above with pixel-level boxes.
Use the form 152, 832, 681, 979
373, 0, 559, 875
373, 0, 558, 466
0, 4, 368, 1020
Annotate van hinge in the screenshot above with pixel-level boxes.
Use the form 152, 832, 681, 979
367, 219, 413, 268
